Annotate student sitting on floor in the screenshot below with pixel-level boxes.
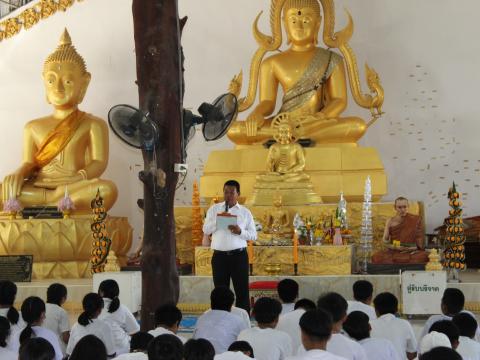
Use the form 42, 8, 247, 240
419, 347, 462, 360
19, 338, 56, 360
346, 280, 376, 320
428, 320, 460, 350
148, 304, 186, 344
0, 316, 16, 360
418, 331, 451, 357
214, 340, 255, 360
69, 334, 108, 360
342, 311, 400, 360
113, 332, 154, 360
44, 283, 70, 354
194, 287, 248, 354
0, 280, 24, 337
452, 312, 480, 360
98, 279, 140, 355
148, 334, 184, 360
238, 297, 292, 360
277, 279, 299, 315
370, 292, 417, 360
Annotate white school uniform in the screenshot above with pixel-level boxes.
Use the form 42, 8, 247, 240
113, 352, 148, 360
277, 309, 305, 353
194, 309, 248, 354
288, 349, 348, 360
44, 303, 70, 354
418, 311, 480, 344
346, 301, 377, 320
358, 338, 400, 360
0, 307, 25, 335
204, 306, 251, 329
326, 333, 367, 360
281, 303, 295, 315
370, 314, 417, 359
10, 325, 63, 360
238, 327, 292, 360
99, 298, 140, 355
67, 318, 116, 356
215, 351, 256, 360
148, 326, 187, 343
456, 336, 480, 360
0, 346, 17, 360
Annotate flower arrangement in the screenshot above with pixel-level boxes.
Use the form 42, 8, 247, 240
3, 198, 22, 213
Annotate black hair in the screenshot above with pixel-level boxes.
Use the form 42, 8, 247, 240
441, 288, 465, 315
0, 280, 19, 324
155, 304, 183, 327
277, 279, 299, 303
342, 311, 370, 341
148, 334, 184, 360
19, 337, 55, 360
0, 316, 10, 347
317, 292, 348, 323
353, 280, 374, 302
429, 320, 460, 346
373, 292, 398, 316
419, 347, 462, 360
452, 312, 478, 339
98, 279, 120, 313
20, 296, 46, 346
131, 332, 154, 352
78, 293, 104, 326
294, 298, 316, 311
299, 309, 333, 342
228, 341, 255, 358
46, 283, 67, 306
210, 286, 235, 311
224, 180, 240, 194
253, 297, 282, 324
184, 338, 215, 360
69, 334, 107, 360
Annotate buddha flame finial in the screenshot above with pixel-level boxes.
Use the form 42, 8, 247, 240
44, 28, 87, 74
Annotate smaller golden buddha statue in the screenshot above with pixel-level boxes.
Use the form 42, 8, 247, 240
257, 193, 293, 245
248, 114, 321, 205
1, 29, 117, 211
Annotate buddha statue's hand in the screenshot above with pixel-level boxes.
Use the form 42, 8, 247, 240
2, 171, 25, 202
246, 112, 265, 137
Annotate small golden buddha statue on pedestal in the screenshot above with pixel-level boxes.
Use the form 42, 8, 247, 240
257, 193, 293, 245
249, 114, 321, 205
1, 29, 117, 211
227, 0, 383, 146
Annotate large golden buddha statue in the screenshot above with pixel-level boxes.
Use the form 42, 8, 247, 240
1, 29, 117, 211
227, 0, 384, 145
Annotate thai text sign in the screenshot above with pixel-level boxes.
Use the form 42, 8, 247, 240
401, 271, 446, 314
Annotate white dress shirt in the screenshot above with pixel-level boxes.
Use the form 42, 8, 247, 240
326, 333, 367, 360
44, 303, 70, 354
9, 325, 64, 360
204, 306, 251, 329
194, 309, 249, 354
203, 202, 257, 251
67, 318, 116, 356
456, 336, 480, 360
148, 326, 187, 343
113, 352, 148, 360
418, 311, 480, 344
277, 309, 305, 353
99, 298, 140, 355
281, 303, 296, 315
370, 313, 417, 359
358, 338, 401, 360
288, 349, 348, 360
238, 327, 293, 360
346, 301, 377, 320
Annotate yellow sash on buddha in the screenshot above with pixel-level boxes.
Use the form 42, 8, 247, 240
34, 110, 85, 168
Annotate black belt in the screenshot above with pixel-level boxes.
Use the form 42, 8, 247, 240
213, 248, 246, 255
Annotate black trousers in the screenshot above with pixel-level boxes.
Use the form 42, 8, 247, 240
211, 249, 250, 313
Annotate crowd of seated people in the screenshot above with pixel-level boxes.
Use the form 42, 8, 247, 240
1, 277, 479, 360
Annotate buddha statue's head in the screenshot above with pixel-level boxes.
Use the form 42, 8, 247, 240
283, 0, 321, 46
43, 29, 91, 109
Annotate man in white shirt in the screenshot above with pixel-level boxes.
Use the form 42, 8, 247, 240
370, 292, 417, 360
148, 304, 186, 344
453, 313, 480, 360
316, 293, 367, 360
418, 288, 480, 343
277, 279, 299, 315
346, 280, 376, 320
342, 310, 400, 360
113, 332, 153, 360
277, 299, 316, 353
194, 287, 249, 354
203, 180, 257, 313
238, 297, 292, 360
289, 309, 348, 360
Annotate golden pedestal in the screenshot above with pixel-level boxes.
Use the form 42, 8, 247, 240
0, 216, 132, 279
195, 245, 352, 275
248, 181, 322, 206
200, 145, 386, 203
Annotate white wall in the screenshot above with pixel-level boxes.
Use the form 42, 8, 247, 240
1, 0, 480, 247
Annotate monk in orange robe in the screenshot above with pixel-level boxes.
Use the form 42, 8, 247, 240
372, 197, 429, 264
